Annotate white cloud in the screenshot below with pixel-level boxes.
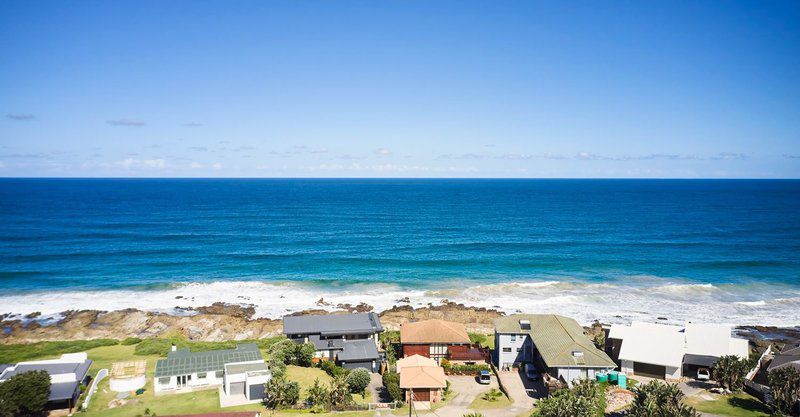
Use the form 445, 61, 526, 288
190, 161, 203, 169
212, 162, 223, 170
107, 119, 146, 127
374, 148, 392, 156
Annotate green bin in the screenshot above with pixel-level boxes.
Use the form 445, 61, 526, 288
617, 373, 627, 389
608, 371, 619, 383
595, 373, 608, 383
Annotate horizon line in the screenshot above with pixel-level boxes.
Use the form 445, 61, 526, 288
1, 176, 799, 181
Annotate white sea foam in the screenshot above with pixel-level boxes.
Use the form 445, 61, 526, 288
1, 279, 799, 327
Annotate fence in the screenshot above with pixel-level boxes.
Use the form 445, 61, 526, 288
81, 368, 108, 410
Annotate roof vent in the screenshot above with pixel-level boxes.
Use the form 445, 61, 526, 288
572, 351, 584, 357
519, 320, 531, 330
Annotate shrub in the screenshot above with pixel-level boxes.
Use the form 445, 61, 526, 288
329, 375, 353, 408
468, 333, 489, 347
627, 380, 700, 417
121, 337, 143, 345
441, 359, 490, 375
269, 357, 287, 379
319, 360, 349, 378
536, 379, 604, 417
711, 355, 749, 392
0, 370, 51, 417
263, 376, 300, 409
482, 388, 503, 402
768, 367, 800, 415
268, 339, 316, 367
382, 370, 403, 403
346, 368, 371, 394
306, 378, 330, 409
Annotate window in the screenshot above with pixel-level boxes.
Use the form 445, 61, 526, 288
516, 348, 522, 352
215, 370, 224, 378
502, 348, 512, 353
510, 335, 516, 342
197, 372, 206, 379
158, 377, 171, 385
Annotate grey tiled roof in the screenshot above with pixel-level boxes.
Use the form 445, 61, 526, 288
155, 343, 263, 378
0, 360, 92, 381
309, 334, 346, 351
337, 339, 379, 362
283, 313, 383, 336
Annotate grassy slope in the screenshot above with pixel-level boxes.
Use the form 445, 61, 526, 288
684, 392, 771, 417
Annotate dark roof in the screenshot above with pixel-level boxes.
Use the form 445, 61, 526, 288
49, 381, 80, 401
308, 334, 346, 351
337, 339, 379, 362
768, 355, 800, 372
155, 343, 263, 378
0, 360, 92, 382
683, 354, 718, 367
283, 312, 383, 336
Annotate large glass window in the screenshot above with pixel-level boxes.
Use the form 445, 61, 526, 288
158, 377, 170, 385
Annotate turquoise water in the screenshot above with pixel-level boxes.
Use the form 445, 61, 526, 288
1, 178, 799, 324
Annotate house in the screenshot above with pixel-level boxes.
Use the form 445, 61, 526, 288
494, 314, 616, 386
283, 312, 383, 372
0, 352, 93, 411
400, 319, 486, 364
398, 361, 447, 403
154, 343, 271, 404
767, 345, 800, 373
607, 321, 749, 380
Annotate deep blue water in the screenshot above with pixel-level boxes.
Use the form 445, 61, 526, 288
0, 178, 799, 293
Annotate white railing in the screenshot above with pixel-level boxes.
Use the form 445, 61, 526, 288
82, 368, 108, 411
746, 345, 771, 381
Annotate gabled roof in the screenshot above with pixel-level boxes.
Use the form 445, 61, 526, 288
401, 319, 470, 345
768, 345, 800, 372
0, 354, 93, 402
283, 313, 383, 336
396, 354, 438, 372
495, 314, 616, 369
399, 365, 447, 389
155, 343, 262, 378
337, 339, 379, 362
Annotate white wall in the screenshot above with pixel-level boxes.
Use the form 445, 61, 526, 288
154, 370, 224, 393
495, 333, 531, 368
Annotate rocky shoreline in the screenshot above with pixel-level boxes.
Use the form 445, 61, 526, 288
2, 301, 798, 351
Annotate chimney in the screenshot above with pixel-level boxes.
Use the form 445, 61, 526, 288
171, 344, 177, 352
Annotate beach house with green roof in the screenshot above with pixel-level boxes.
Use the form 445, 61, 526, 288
154, 343, 270, 403
494, 314, 616, 386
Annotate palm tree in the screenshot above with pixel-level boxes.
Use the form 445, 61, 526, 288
768, 367, 800, 416
711, 355, 748, 392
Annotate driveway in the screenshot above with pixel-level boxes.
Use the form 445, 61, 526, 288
428, 373, 535, 417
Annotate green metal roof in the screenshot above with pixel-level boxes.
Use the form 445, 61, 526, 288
155, 343, 263, 378
494, 314, 616, 369
225, 361, 269, 375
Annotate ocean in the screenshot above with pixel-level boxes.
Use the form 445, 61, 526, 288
1, 178, 799, 326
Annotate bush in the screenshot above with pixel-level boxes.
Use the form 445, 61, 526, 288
269, 357, 287, 379
263, 376, 300, 409
468, 333, 489, 347
441, 359, 490, 375
345, 368, 371, 394
319, 360, 349, 378
0, 370, 51, 417
536, 379, 604, 417
768, 366, 800, 415
121, 337, 143, 345
482, 388, 503, 402
328, 375, 353, 408
627, 380, 700, 417
711, 355, 749, 392
306, 378, 330, 409
382, 370, 403, 403
268, 339, 316, 367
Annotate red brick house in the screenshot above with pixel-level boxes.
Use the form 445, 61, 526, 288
400, 319, 485, 363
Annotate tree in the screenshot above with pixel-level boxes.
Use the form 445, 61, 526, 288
345, 368, 371, 394
536, 379, 603, 417
0, 370, 51, 417
306, 378, 330, 410
711, 355, 749, 392
263, 377, 300, 409
269, 357, 287, 379
769, 367, 800, 416
536, 389, 596, 417
382, 371, 403, 403
328, 375, 353, 408
268, 340, 316, 367
627, 380, 700, 417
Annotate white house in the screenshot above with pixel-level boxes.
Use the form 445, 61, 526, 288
154, 343, 270, 404
607, 321, 749, 380
0, 352, 93, 411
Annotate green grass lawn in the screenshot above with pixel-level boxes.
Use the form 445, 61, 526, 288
285, 365, 373, 404
684, 392, 771, 417
468, 389, 513, 409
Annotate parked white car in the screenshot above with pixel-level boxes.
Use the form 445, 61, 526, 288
697, 367, 711, 380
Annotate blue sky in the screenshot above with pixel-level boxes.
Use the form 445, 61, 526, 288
1, 1, 799, 178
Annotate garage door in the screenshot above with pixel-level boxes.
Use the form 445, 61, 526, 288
412, 389, 430, 401
230, 381, 245, 395
633, 362, 665, 379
